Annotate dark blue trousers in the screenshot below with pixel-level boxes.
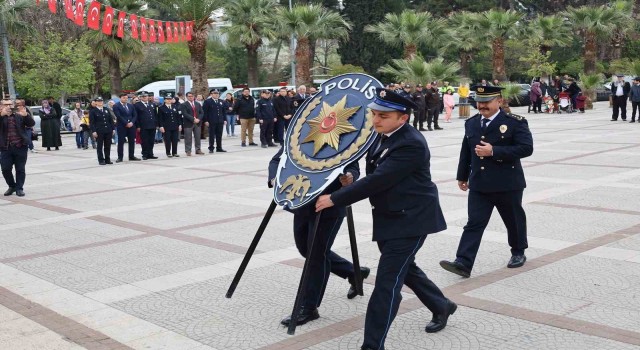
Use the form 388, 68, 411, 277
456, 190, 528, 269
293, 213, 354, 310
0, 145, 28, 191
362, 236, 447, 350
117, 125, 137, 159
274, 119, 285, 144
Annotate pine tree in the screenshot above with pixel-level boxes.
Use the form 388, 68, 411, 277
338, 0, 403, 76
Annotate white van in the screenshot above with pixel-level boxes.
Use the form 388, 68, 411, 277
137, 77, 233, 99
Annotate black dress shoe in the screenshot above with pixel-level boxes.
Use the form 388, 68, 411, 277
148, 156, 158, 159
280, 308, 319, 326
172, 154, 180, 157
142, 157, 148, 160
216, 149, 227, 153
99, 161, 106, 165
434, 126, 444, 130
347, 267, 371, 299
116, 159, 123, 163
209, 150, 214, 153
249, 142, 258, 146
425, 300, 457, 333
167, 154, 173, 158
15, 190, 25, 197
4, 187, 15, 196
427, 127, 433, 131
130, 157, 141, 161
268, 143, 277, 147
611, 119, 618, 121
419, 128, 427, 131
507, 254, 526, 268
105, 160, 113, 164
439, 260, 471, 278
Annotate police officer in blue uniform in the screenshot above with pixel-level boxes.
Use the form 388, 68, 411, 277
158, 96, 182, 158
268, 148, 370, 326
134, 92, 159, 160
203, 89, 227, 153
256, 90, 278, 148
440, 85, 534, 278
89, 97, 115, 165
316, 88, 455, 350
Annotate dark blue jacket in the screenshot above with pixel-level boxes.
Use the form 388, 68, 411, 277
268, 147, 360, 218
203, 98, 226, 124
256, 98, 276, 121
112, 102, 137, 127
330, 124, 446, 241
456, 110, 533, 192
134, 101, 159, 129
89, 107, 115, 134
157, 104, 182, 131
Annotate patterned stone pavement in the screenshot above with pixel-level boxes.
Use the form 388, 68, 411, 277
1, 102, 639, 349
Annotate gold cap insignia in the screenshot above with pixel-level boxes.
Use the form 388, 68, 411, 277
380, 90, 386, 98
477, 87, 484, 92
500, 124, 508, 133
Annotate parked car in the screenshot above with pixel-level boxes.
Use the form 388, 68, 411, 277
29, 106, 72, 133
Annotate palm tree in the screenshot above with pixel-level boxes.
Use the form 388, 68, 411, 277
0, 0, 33, 99
83, 0, 144, 97
378, 56, 459, 86
578, 73, 604, 109
472, 9, 523, 81
276, 4, 350, 86
444, 11, 487, 80
528, 15, 572, 55
156, 0, 225, 96
564, 5, 617, 74
364, 10, 446, 59
608, 0, 633, 61
222, 0, 279, 87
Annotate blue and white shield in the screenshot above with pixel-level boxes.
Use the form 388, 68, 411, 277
274, 74, 383, 209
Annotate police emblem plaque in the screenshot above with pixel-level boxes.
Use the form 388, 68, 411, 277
274, 74, 384, 209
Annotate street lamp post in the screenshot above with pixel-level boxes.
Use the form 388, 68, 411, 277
0, 19, 16, 100
289, 0, 296, 87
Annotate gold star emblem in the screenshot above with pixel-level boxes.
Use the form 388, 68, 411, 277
380, 90, 386, 98
302, 96, 360, 156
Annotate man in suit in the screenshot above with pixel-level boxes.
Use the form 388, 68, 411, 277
89, 97, 115, 165
610, 74, 631, 121
290, 85, 308, 117
0, 98, 35, 197
180, 91, 205, 156
134, 92, 159, 160
269, 148, 370, 326
440, 85, 534, 279
113, 93, 140, 162
316, 88, 455, 350
203, 89, 227, 153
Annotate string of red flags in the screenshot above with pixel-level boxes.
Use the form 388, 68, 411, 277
42, 0, 193, 43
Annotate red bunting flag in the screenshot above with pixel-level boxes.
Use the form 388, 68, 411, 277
148, 19, 156, 43
179, 22, 185, 41
48, 0, 57, 13
102, 6, 115, 35
87, 1, 101, 30
173, 22, 180, 42
130, 14, 138, 39
64, 0, 74, 20
75, 0, 85, 26
157, 21, 165, 43
116, 11, 126, 38
165, 22, 173, 43
140, 17, 147, 42
186, 21, 193, 41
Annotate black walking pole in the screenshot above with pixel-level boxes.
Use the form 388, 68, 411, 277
346, 206, 363, 297
226, 200, 277, 299
287, 211, 323, 335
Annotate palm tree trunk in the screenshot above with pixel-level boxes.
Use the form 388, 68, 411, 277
296, 36, 311, 86
187, 28, 208, 97
403, 44, 417, 59
584, 31, 597, 74
610, 30, 624, 61
108, 54, 122, 98
0, 20, 16, 99
492, 38, 507, 81
309, 37, 317, 74
247, 45, 259, 87
271, 40, 282, 75
92, 58, 103, 97
459, 50, 471, 80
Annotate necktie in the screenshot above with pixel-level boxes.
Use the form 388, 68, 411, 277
123, 103, 128, 112
481, 118, 490, 132
375, 134, 388, 152
191, 102, 196, 116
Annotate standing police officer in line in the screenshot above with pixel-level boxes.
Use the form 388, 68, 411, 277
158, 95, 182, 158
412, 84, 427, 131
440, 85, 533, 278
203, 89, 227, 153
256, 90, 277, 148
134, 92, 159, 160
89, 97, 115, 165
316, 88, 455, 350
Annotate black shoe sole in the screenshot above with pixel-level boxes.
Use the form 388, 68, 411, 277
280, 312, 319, 326
439, 261, 471, 278
425, 302, 457, 333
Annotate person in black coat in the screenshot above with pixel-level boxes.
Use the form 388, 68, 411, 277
203, 89, 227, 153
316, 88, 454, 350
134, 92, 160, 159
268, 148, 369, 326
610, 74, 632, 121
158, 97, 182, 157
40, 99, 61, 151
89, 97, 115, 165
0, 99, 35, 197
440, 85, 534, 279
273, 87, 292, 145
233, 88, 257, 147
412, 84, 427, 131
112, 93, 140, 162
256, 90, 277, 148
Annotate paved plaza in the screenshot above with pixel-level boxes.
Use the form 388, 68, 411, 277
1, 102, 640, 349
